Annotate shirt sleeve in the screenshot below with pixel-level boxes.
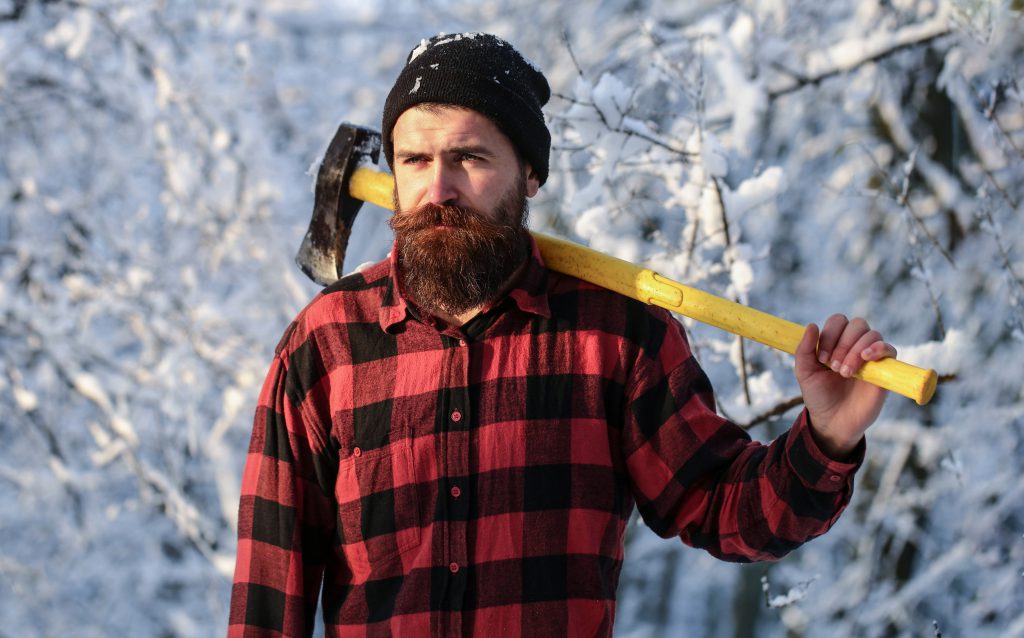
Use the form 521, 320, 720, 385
622, 311, 863, 562
228, 343, 338, 637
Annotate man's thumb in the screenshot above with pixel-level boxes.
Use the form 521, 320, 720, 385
794, 323, 820, 379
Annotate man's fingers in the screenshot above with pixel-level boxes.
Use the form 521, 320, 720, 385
861, 340, 897, 362
795, 323, 826, 383
816, 314, 847, 366
817, 314, 867, 369
828, 317, 870, 376
810, 314, 894, 379
840, 329, 883, 377
796, 323, 819, 364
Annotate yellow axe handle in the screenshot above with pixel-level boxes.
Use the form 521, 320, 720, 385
349, 166, 938, 405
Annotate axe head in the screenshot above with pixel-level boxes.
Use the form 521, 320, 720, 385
295, 123, 382, 286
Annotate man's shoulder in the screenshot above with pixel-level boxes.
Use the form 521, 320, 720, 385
541, 267, 695, 379
543, 267, 682, 345
306, 257, 392, 314
321, 258, 392, 296
544, 267, 669, 316
274, 257, 392, 357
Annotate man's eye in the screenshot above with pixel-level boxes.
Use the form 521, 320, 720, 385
459, 153, 482, 162
402, 156, 426, 165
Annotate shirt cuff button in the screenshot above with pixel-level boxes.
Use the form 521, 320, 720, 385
449, 562, 460, 574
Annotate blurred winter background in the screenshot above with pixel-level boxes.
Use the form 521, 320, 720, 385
2, 0, 1023, 635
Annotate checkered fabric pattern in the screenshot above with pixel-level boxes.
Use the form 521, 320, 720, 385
229, 238, 863, 637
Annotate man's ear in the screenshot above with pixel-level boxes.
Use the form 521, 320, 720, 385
524, 164, 540, 198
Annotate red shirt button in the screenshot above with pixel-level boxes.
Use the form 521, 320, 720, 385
450, 486, 461, 498
459, 339, 467, 347
450, 410, 462, 423
449, 562, 460, 574
830, 475, 841, 482
353, 447, 362, 457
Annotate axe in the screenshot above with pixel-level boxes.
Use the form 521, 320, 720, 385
296, 123, 938, 405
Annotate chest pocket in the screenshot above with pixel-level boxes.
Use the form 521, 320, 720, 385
335, 439, 422, 574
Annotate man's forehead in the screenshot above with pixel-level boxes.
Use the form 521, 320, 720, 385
392, 105, 508, 150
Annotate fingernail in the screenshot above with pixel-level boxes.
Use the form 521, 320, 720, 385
819, 352, 830, 365
830, 360, 841, 372
840, 364, 851, 378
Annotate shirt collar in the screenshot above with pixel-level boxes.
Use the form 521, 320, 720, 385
378, 247, 412, 333
378, 235, 552, 333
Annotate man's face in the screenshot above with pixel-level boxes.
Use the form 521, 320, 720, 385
391, 105, 540, 215
388, 105, 540, 317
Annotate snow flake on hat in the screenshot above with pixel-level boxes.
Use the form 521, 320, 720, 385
408, 31, 503, 64
408, 38, 431, 63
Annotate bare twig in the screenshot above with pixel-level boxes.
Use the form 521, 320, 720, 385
984, 80, 1024, 161
561, 29, 585, 78
682, 47, 709, 280
682, 213, 701, 280
894, 151, 949, 338
767, 30, 952, 101
976, 204, 1024, 292
896, 150, 956, 268
980, 166, 1019, 212
550, 94, 694, 160
4, 362, 85, 526
907, 250, 948, 340
712, 176, 752, 405
738, 396, 805, 430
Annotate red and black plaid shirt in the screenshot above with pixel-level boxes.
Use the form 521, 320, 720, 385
230, 238, 863, 637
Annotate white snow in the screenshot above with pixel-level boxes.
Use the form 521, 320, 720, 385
13, 386, 39, 412
408, 38, 431, 63
893, 328, 968, 374
721, 167, 787, 217
3, 2, 1023, 637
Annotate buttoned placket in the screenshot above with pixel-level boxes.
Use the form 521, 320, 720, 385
438, 331, 471, 636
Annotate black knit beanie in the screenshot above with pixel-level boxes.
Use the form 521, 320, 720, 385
382, 32, 551, 185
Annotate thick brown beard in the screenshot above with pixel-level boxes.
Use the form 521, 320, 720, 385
388, 181, 530, 318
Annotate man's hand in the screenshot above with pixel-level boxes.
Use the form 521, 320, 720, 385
794, 314, 897, 459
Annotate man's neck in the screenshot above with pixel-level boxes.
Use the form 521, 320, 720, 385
434, 307, 478, 328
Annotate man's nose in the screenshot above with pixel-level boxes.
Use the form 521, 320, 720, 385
425, 163, 459, 205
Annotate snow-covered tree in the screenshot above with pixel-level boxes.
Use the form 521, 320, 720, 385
1, 0, 1021, 635
543, 2, 1024, 636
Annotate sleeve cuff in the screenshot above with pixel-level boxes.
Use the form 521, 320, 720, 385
785, 409, 865, 493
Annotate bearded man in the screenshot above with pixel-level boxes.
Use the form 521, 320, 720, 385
229, 32, 895, 638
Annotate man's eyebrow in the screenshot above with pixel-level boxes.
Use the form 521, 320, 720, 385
393, 148, 424, 159
394, 144, 496, 160
395, 144, 495, 157
447, 144, 494, 157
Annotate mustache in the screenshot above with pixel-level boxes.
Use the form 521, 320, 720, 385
389, 202, 512, 234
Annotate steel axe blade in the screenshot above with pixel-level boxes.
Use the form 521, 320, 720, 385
295, 123, 382, 285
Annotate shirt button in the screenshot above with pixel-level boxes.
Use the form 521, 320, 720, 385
459, 339, 467, 347
353, 447, 362, 458
450, 486, 461, 498
449, 562, 460, 574
829, 475, 841, 482
450, 410, 462, 423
